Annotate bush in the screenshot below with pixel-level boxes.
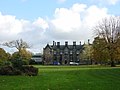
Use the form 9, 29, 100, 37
22, 66, 38, 76
22, 60, 29, 65
29, 59, 36, 65
11, 58, 29, 68
0, 65, 38, 76
2, 61, 12, 66
11, 58, 23, 69
0, 66, 22, 75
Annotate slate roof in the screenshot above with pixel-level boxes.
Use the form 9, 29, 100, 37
48, 44, 84, 51
44, 41, 85, 52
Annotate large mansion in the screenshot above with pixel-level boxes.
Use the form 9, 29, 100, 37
43, 41, 85, 65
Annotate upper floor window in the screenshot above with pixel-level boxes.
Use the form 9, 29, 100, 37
54, 51, 56, 54
64, 49, 68, 54
70, 51, 72, 54
65, 51, 68, 54
76, 51, 79, 54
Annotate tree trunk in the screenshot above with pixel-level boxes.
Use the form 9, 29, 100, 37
110, 52, 116, 67
111, 60, 115, 67
91, 59, 93, 65
109, 44, 116, 67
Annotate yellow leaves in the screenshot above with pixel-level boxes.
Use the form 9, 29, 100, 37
12, 49, 32, 62
20, 49, 32, 60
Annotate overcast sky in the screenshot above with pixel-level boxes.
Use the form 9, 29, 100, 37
0, 0, 120, 53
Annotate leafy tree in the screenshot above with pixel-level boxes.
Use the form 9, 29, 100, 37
80, 42, 93, 64
3, 39, 31, 67
6, 52, 11, 60
11, 49, 32, 65
93, 16, 120, 67
113, 37, 120, 62
0, 48, 7, 60
20, 49, 32, 63
0, 48, 11, 66
0, 40, 38, 76
92, 37, 110, 65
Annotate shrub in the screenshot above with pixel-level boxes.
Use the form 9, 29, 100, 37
11, 58, 29, 68
0, 65, 38, 76
29, 59, 36, 65
11, 58, 23, 69
2, 61, 12, 66
22, 60, 29, 65
0, 66, 22, 75
21, 66, 38, 76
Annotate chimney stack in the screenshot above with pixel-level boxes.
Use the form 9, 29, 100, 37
80, 41, 81, 45
73, 41, 76, 46
65, 41, 68, 46
88, 39, 90, 45
57, 42, 60, 47
53, 41, 55, 46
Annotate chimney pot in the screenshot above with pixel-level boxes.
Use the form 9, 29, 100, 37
65, 41, 68, 46
80, 41, 81, 45
57, 42, 60, 47
73, 41, 76, 46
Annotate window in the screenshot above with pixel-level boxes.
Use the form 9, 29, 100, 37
54, 51, 56, 54
70, 51, 72, 54
64, 48, 68, 54
76, 51, 79, 54
60, 51, 63, 55
65, 51, 68, 54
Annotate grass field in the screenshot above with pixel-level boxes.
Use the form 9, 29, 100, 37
0, 65, 120, 90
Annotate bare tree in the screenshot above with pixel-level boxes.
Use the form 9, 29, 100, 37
3, 39, 31, 52
94, 16, 120, 67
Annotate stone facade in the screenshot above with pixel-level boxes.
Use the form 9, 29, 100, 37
43, 41, 84, 65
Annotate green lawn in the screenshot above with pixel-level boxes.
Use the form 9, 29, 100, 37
0, 65, 120, 90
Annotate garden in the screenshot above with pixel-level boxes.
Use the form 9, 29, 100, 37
0, 65, 120, 90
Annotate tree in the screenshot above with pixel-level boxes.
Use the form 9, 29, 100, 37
94, 16, 120, 67
0, 48, 11, 66
3, 39, 30, 52
11, 49, 32, 68
80, 41, 93, 65
3, 39, 31, 67
92, 37, 110, 65
12, 49, 32, 64
0, 39, 38, 76
6, 52, 11, 61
